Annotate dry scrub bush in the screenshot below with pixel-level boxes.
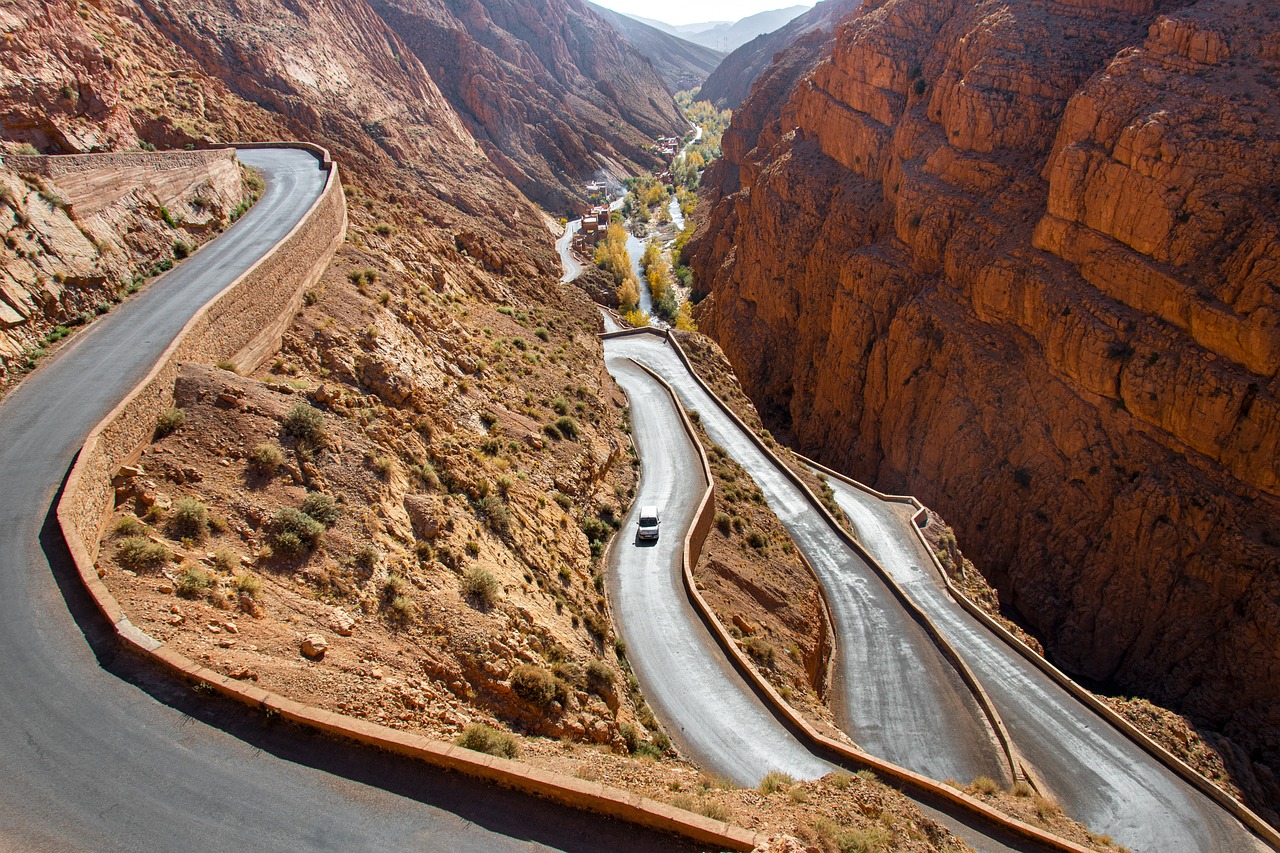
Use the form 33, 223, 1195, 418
175, 563, 213, 599
272, 507, 324, 555
170, 497, 209, 541
155, 408, 185, 437
283, 403, 326, 446
117, 536, 169, 572
971, 775, 1000, 796
510, 664, 559, 708
300, 492, 341, 526
456, 724, 519, 759
462, 566, 500, 608
113, 516, 145, 537
248, 443, 284, 475
758, 770, 794, 795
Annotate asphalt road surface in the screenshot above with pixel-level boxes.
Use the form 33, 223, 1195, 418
827, 479, 1264, 853
604, 335, 1008, 787
0, 149, 703, 853
605, 356, 831, 787
605, 349, 1049, 853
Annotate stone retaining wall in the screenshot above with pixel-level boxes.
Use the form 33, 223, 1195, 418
5, 149, 232, 178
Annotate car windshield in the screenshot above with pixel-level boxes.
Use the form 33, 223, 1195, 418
639, 515, 657, 527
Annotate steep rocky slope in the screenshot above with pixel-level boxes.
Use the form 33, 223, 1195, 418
0, 149, 248, 377
586, 3, 725, 93
698, 0, 862, 110
689, 0, 1280, 820
368, 0, 686, 212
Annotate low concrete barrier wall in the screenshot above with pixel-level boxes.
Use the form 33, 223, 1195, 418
54, 147, 761, 853
627, 354, 1091, 853
796, 455, 1280, 851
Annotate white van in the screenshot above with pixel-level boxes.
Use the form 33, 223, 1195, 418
637, 505, 660, 541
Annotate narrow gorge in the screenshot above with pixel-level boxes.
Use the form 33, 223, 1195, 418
687, 0, 1280, 819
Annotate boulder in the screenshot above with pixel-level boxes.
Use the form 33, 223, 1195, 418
300, 633, 328, 659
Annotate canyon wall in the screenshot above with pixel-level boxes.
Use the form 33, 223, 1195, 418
697, 0, 862, 111
368, 0, 687, 211
688, 0, 1280, 817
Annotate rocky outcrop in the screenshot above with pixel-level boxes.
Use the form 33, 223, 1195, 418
368, 0, 687, 212
689, 0, 1280, 818
0, 149, 245, 371
586, 3, 725, 93
697, 0, 862, 111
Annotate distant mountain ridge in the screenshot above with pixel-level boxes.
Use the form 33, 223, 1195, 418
588, 3, 725, 91
698, 0, 861, 109
628, 6, 811, 54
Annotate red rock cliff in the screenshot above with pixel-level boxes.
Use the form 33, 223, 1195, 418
688, 0, 1280, 816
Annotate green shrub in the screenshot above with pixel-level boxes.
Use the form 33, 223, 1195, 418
554, 416, 580, 439
283, 403, 326, 446
155, 408, 185, 437
510, 664, 558, 707
714, 512, 732, 535
272, 507, 324, 554
248, 443, 284, 475
758, 770, 794, 795
113, 516, 146, 537
117, 536, 170, 572
462, 566, 500, 608
173, 240, 190, 259
170, 497, 209, 541
175, 564, 213, 599
300, 492, 340, 526
456, 724, 519, 759
550, 396, 569, 415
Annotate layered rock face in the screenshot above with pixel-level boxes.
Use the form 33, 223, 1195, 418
0, 151, 244, 369
689, 0, 1280, 816
369, 0, 687, 211
697, 0, 862, 111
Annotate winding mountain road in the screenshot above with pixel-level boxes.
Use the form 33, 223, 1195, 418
603, 328, 1265, 853
606, 356, 830, 786
827, 479, 1264, 853
0, 148, 700, 853
605, 335, 1007, 787
606, 353, 1041, 853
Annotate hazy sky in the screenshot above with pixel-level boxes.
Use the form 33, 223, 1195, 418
592, 0, 815, 27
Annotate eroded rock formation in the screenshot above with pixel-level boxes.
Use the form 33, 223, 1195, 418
368, 0, 687, 210
689, 0, 1280, 818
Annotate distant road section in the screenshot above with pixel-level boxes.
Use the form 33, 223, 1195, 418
826, 480, 1265, 853
0, 148, 700, 853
